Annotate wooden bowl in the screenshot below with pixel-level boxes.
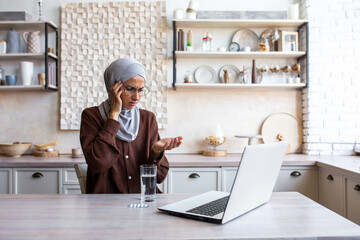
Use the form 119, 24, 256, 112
0, 142, 32, 157
34, 140, 59, 151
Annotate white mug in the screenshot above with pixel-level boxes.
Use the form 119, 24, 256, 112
243, 46, 251, 52
173, 9, 184, 19
20, 61, 33, 86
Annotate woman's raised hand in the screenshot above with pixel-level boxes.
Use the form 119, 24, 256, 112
152, 136, 183, 156
109, 81, 123, 120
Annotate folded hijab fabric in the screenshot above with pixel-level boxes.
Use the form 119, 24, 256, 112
98, 58, 146, 142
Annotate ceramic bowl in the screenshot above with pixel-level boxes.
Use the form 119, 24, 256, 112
0, 142, 32, 157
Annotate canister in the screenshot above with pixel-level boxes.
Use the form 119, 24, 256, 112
0, 41, 6, 54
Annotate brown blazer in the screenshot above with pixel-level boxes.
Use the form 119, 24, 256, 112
80, 107, 169, 193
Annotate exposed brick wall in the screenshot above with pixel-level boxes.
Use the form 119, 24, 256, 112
301, 0, 360, 155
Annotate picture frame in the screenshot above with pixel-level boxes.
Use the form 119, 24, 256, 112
277, 31, 298, 52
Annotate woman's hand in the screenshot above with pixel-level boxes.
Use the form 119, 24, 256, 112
152, 136, 183, 157
109, 81, 123, 120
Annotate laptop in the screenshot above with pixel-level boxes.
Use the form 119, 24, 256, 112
158, 141, 288, 224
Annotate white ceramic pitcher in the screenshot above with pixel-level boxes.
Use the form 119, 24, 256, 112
23, 31, 40, 53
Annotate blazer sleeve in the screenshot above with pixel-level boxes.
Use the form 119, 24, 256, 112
80, 109, 121, 173
148, 113, 169, 184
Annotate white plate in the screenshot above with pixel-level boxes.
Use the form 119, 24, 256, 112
194, 66, 217, 84
218, 65, 240, 83
232, 29, 259, 51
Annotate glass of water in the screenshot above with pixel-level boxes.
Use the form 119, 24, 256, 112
140, 164, 157, 202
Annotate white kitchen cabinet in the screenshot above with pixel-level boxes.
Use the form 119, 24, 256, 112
222, 167, 238, 192
274, 166, 318, 202
13, 168, 61, 194
62, 185, 81, 194
346, 178, 360, 225
319, 168, 345, 216
0, 168, 12, 194
167, 168, 221, 194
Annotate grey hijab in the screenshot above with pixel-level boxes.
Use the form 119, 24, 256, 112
98, 58, 146, 142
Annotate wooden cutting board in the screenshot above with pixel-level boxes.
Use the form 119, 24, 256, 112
33, 150, 59, 157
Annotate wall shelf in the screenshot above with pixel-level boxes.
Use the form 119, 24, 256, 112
0, 85, 56, 91
174, 83, 306, 90
0, 53, 58, 60
175, 51, 306, 59
174, 19, 308, 28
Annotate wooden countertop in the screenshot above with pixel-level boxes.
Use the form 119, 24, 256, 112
0, 154, 359, 178
0, 192, 359, 239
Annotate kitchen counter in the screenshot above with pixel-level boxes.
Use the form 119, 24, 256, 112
0, 192, 359, 240
0, 154, 359, 177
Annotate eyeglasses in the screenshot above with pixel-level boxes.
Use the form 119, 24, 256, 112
122, 84, 150, 97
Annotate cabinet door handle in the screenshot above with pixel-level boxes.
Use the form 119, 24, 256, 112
354, 185, 360, 191
32, 172, 44, 178
290, 171, 301, 177
189, 173, 200, 179
327, 175, 334, 181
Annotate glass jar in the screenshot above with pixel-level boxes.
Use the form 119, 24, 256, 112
202, 33, 213, 52
0, 65, 5, 85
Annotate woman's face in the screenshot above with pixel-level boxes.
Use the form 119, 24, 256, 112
120, 75, 145, 110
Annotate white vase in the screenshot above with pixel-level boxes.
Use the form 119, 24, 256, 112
20, 61, 34, 86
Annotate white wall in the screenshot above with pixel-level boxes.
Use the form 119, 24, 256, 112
301, 0, 360, 155
0, 0, 303, 154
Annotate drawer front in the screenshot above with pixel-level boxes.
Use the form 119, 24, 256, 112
0, 168, 12, 194
167, 168, 220, 194
63, 168, 79, 184
222, 167, 237, 192
346, 178, 360, 225
274, 167, 319, 201
63, 185, 81, 195
14, 168, 61, 194
319, 169, 344, 216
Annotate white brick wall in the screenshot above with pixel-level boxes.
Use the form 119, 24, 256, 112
301, 0, 360, 155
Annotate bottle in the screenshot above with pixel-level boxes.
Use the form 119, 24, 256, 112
186, 30, 193, 51
177, 29, 184, 51
251, 59, 258, 84
202, 32, 212, 52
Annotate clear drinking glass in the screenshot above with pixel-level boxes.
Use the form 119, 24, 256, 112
140, 164, 157, 202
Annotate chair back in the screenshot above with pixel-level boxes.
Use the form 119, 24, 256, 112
74, 163, 88, 194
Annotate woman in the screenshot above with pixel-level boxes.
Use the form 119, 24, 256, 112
80, 58, 182, 193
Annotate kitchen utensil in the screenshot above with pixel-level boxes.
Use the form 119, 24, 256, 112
232, 29, 259, 52
6, 29, 20, 53
34, 140, 59, 151
20, 61, 34, 85
194, 65, 217, 83
0, 142, 32, 157
23, 31, 41, 53
218, 65, 240, 83
261, 112, 302, 153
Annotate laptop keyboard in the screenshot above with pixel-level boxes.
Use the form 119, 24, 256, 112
186, 196, 229, 217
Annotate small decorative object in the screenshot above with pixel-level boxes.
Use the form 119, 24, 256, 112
229, 42, 240, 52
202, 125, 227, 157
0, 40, 6, 54
294, 77, 301, 83
38, 73, 45, 85
202, 32, 213, 52
223, 69, 231, 84
258, 38, 270, 52
33, 140, 60, 157
20, 61, 34, 85
251, 59, 258, 84
6, 29, 20, 53
177, 29, 184, 51
217, 47, 227, 52
186, 30, 193, 51
173, 8, 184, 19
72, 148, 82, 158
281, 64, 292, 73
240, 65, 248, 83
0, 65, 5, 85
292, 62, 301, 74
288, 3, 299, 20
0, 11, 26, 21
183, 72, 194, 83
259, 65, 270, 73
270, 65, 280, 73
277, 31, 298, 52
5, 75, 17, 85
242, 46, 251, 52
234, 135, 263, 145
34, 140, 59, 151
23, 31, 41, 53
37, 0, 43, 21
186, 0, 199, 19
48, 47, 54, 54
